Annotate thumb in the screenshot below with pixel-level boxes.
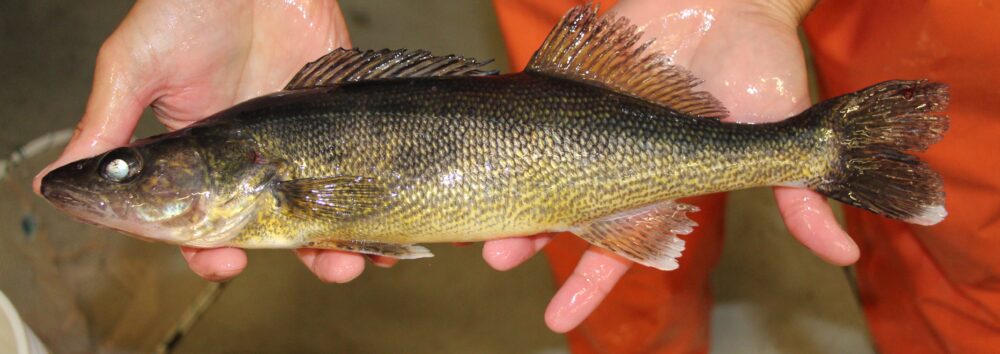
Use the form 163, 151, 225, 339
34, 39, 155, 194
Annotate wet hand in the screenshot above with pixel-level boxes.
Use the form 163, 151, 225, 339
32, 0, 368, 283
482, 0, 857, 333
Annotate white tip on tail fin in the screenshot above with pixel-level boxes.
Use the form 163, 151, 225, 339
905, 205, 947, 226
571, 201, 698, 271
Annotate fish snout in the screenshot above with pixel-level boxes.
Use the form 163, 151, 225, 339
40, 161, 96, 208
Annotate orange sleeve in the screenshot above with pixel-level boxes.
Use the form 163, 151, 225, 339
805, 2, 1000, 353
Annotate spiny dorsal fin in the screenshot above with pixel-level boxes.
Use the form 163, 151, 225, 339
527, 5, 728, 119
285, 48, 498, 90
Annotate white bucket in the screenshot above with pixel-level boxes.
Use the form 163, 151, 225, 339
0, 290, 48, 354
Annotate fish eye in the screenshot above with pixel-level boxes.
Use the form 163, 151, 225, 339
99, 147, 142, 183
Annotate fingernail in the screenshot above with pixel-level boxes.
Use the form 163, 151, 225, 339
366, 255, 398, 268
206, 269, 241, 282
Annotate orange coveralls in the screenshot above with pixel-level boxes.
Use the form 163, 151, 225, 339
492, 0, 1000, 353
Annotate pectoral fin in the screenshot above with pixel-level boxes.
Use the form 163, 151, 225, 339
570, 200, 699, 271
275, 176, 386, 221
304, 239, 434, 259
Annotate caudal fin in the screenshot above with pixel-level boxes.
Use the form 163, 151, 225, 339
813, 80, 950, 225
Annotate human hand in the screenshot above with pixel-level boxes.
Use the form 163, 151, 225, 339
482, 0, 857, 332
31, 0, 382, 283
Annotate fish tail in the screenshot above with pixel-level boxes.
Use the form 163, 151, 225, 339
811, 80, 950, 225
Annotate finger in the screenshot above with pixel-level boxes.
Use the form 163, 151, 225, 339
482, 234, 553, 271
33, 39, 154, 194
365, 255, 399, 268
774, 186, 859, 265
180, 247, 247, 281
544, 247, 632, 333
296, 249, 365, 283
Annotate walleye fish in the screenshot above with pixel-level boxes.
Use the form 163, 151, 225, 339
41, 5, 949, 270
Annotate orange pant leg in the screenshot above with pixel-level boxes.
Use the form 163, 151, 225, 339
805, 2, 1000, 353
493, 2, 724, 353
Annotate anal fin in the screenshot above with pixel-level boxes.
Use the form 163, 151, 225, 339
304, 239, 434, 260
570, 201, 699, 271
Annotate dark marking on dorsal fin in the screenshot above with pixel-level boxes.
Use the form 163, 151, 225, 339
284, 48, 498, 90
526, 4, 729, 119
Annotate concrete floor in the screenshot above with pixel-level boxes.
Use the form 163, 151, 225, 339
0, 1, 874, 353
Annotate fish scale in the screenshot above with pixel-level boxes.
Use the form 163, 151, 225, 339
216, 73, 830, 246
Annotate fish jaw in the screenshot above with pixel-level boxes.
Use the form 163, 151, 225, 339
40, 160, 205, 243
38, 137, 231, 245
41, 175, 115, 225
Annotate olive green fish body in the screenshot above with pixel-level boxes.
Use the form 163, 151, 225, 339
209, 73, 831, 247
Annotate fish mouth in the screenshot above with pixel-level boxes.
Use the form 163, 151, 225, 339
40, 180, 110, 217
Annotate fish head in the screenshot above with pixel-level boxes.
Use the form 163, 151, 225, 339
41, 136, 216, 243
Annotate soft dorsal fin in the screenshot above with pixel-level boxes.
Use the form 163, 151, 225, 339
285, 48, 498, 90
527, 5, 728, 119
